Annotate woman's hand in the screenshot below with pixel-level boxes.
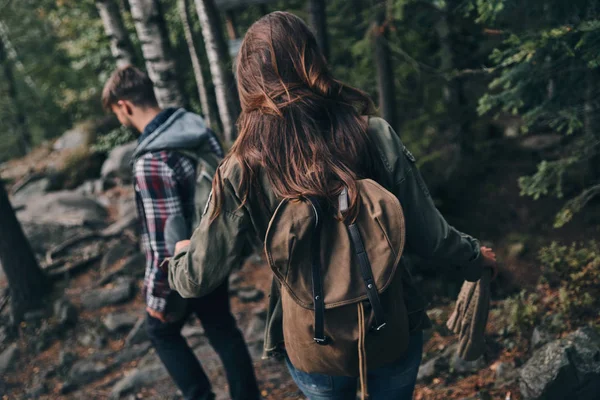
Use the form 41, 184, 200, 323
481, 246, 498, 279
175, 239, 191, 254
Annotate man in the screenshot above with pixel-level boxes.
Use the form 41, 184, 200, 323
102, 66, 259, 400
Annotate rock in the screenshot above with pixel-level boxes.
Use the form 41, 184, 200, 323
520, 327, 600, 400
24, 309, 46, 324
63, 359, 108, 392
113, 342, 152, 366
494, 361, 518, 386
58, 350, 77, 368
531, 326, 554, 349
81, 277, 134, 309
26, 381, 47, 398
101, 215, 138, 238
0, 343, 19, 374
125, 317, 149, 347
77, 330, 107, 349
101, 243, 135, 272
120, 253, 146, 278
11, 177, 51, 204
519, 133, 562, 151
17, 191, 107, 227
236, 287, 264, 303
101, 141, 137, 182
53, 126, 92, 151
444, 344, 486, 374
103, 313, 139, 333
110, 364, 168, 398
181, 324, 205, 339
118, 196, 137, 220
417, 356, 448, 383
54, 298, 78, 327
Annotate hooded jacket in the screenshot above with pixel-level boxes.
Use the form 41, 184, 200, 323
132, 108, 222, 313
167, 116, 484, 358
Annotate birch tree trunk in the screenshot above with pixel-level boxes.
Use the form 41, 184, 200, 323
308, 0, 329, 61
128, 0, 185, 108
96, 0, 136, 67
0, 182, 49, 323
178, 0, 215, 127
0, 35, 31, 155
372, 0, 397, 129
194, 0, 240, 142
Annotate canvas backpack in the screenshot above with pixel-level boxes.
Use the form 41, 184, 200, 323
264, 179, 410, 399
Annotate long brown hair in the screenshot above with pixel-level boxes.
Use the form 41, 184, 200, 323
212, 11, 384, 221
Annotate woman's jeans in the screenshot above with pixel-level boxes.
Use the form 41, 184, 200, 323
286, 331, 423, 400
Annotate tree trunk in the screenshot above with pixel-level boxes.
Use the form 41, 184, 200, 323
178, 0, 215, 127
372, 0, 396, 129
96, 0, 137, 67
128, 0, 185, 108
0, 35, 31, 155
194, 0, 240, 143
0, 182, 49, 323
308, 0, 329, 60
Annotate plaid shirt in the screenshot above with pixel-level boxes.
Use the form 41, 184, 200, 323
134, 151, 196, 312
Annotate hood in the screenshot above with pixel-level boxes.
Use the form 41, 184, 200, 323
132, 108, 211, 159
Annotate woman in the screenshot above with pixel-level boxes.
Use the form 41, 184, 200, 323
168, 11, 496, 400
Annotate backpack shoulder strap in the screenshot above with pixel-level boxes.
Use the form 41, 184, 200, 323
307, 197, 328, 345
340, 188, 387, 331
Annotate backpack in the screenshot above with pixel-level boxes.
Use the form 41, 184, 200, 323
264, 179, 410, 398
177, 144, 222, 231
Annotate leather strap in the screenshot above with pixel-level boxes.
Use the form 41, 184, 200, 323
340, 188, 387, 331
307, 197, 328, 345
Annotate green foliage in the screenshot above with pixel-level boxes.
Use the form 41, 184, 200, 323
92, 126, 136, 153
474, 0, 600, 224
502, 290, 540, 336
539, 241, 600, 321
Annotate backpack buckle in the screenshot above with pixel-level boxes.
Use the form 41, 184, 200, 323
314, 336, 330, 345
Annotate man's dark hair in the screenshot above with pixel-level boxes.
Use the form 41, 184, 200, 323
102, 65, 158, 111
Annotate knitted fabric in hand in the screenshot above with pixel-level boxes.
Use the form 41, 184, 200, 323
446, 268, 492, 361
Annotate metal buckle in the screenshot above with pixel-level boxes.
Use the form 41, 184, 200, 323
314, 337, 329, 345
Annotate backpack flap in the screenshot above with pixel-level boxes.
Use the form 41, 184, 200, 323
264, 179, 406, 310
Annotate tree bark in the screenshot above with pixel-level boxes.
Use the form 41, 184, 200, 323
178, 0, 215, 127
96, 0, 137, 67
128, 0, 185, 108
194, 0, 240, 142
372, 0, 397, 129
0, 181, 49, 323
0, 35, 31, 155
308, 0, 329, 60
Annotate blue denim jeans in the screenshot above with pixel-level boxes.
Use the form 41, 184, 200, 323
285, 331, 423, 400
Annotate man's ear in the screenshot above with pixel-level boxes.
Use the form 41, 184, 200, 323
118, 100, 134, 116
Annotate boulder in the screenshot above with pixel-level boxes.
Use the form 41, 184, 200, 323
103, 313, 139, 333
520, 327, 600, 400
11, 177, 51, 204
100, 243, 136, 272
110, 364, 167, 399
531, 326, 554, 349
101, 141, 137, 182
0, 343, 19, 374
53, 126, 92, 151
417, 355, 448, 382
113, 342, 152, 366
62, 359, 108, 392
17, 191, 107, 227
81, 277, 135, 310
54, 298, 78, 328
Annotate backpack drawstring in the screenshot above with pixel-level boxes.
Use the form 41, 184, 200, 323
358, 302, 369, 400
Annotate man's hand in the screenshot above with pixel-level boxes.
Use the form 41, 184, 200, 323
147, 307, 167, 323
175, 239, 191, 254
481, 246, 498, 279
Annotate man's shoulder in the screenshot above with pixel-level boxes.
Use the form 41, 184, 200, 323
133, 150, 194, 178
